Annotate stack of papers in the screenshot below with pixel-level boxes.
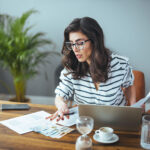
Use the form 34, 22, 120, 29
131, 92, 150, 108
0, 107, 79, 137
32, 123, 74, 139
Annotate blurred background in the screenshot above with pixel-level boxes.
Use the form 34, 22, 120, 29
0, 0, 150, 104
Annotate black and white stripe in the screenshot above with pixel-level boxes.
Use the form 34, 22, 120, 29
55, 54, 134, 106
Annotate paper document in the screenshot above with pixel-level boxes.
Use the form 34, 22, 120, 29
0, 107, 79, 134
131, 92, 150, 108
32, 123, 74, 138
0, 111, 51, 134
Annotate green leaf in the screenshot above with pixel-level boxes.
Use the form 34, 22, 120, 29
0, 9, 58, 80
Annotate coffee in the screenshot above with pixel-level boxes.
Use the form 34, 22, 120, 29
95, 127, 114, 141
100, 127, 109, 132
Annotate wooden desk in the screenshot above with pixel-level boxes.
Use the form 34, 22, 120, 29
0, 100, 144, 150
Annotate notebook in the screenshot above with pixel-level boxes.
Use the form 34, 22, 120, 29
78, 104, 143, 131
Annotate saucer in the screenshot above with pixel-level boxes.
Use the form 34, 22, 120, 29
93, 133, 119, 144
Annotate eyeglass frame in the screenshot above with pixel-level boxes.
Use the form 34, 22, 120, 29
65, 39, 91, 51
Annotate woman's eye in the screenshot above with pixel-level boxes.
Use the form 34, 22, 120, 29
77, 41, 84, 45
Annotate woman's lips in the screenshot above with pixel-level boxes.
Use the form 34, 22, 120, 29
76, 54, 82, 59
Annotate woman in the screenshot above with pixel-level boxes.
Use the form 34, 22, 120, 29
47, 17, 136, 121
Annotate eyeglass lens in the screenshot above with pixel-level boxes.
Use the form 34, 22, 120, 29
65, 41, 86, 50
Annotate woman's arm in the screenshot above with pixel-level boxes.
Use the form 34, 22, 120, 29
124, 85, 136, 106
55, 96, 69, 113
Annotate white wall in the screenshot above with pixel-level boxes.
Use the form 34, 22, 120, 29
0, 0, 150, 96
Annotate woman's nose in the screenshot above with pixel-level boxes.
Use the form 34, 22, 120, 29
72, 45, 79, 52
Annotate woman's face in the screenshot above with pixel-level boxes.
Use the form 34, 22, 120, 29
69, 31, 92, 65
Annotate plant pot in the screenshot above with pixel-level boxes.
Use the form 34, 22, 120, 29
9, 97, 30, 103
9, 78, 30, 103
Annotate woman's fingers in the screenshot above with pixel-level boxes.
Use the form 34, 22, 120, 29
56, 111, 64, 121
45, 111, 58, 120
45, 111, 65, 121
63, 108, 70, 119
66, 114, 70, 119
45, 106, 70, 121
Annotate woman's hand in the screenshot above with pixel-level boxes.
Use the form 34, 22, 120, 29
46, 96, 70, 121
141, 103, 145, 113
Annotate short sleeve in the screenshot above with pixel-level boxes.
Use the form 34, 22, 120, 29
121, 60, 134, 88
55, 68, 73, 100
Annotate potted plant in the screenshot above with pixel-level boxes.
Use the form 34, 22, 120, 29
0, 10, 56, 102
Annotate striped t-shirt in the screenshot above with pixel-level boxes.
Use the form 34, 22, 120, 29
55, 54, 134, 106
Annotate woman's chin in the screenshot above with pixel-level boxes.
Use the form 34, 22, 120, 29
77, 59, 85, 62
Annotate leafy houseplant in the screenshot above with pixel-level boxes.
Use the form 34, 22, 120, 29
0, 10, 54, 102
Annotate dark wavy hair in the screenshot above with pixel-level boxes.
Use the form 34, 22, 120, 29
62, 17, 112, 83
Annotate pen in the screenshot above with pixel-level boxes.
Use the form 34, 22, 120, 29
64, 112, 75, 116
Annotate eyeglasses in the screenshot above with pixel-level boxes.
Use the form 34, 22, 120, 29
65, 39, 90, 51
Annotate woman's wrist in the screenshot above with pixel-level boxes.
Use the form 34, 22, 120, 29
55, 96, 68, 110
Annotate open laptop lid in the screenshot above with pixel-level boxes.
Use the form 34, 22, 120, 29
78, 104, 143, 131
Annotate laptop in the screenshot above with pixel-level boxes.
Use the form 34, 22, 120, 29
78, 104, 143, 131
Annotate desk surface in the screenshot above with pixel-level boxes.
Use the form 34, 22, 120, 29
0, 100, 144, 150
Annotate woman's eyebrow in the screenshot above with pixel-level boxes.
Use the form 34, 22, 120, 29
70, 38, 85, 42
76, 39, 83, 42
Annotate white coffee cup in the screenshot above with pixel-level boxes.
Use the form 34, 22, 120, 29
95, 127, 114, 141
